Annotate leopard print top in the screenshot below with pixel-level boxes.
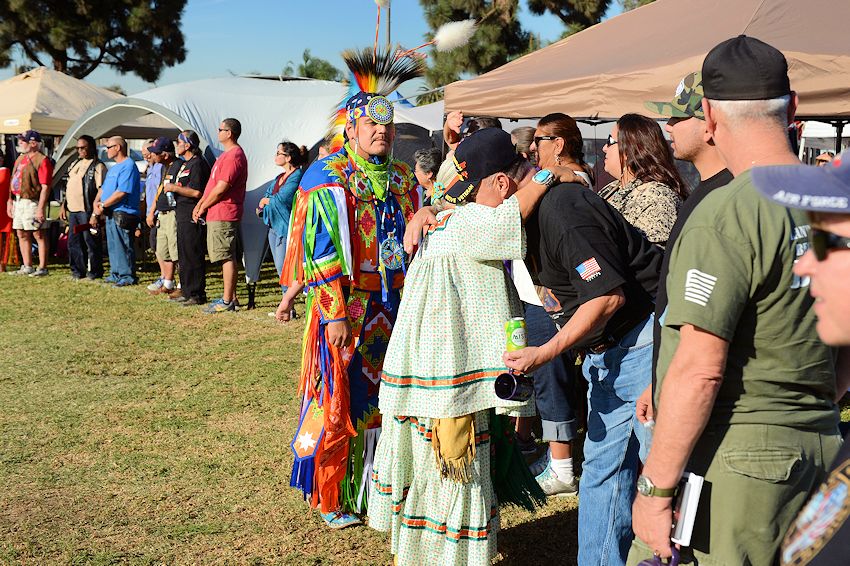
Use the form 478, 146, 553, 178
598, 178, 682, 248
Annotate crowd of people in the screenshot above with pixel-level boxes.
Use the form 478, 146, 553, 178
271, 35, 848, 566
0, 32, 848, 566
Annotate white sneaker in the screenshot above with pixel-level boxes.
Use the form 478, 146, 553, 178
10, 265, 35, 276
146, 278, 164, 291
536, 463, 578, 497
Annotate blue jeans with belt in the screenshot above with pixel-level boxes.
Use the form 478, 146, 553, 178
578, 314, 653, 566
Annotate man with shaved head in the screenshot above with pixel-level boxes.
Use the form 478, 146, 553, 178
94, 136, 141, 286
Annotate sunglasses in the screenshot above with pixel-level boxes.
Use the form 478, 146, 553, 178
106, 144, 118, 149
76, 145, 88, 150
605, 134, 618, 148
275, 151, 288, 157
218, 128, 230, 132
534, 135, 558, 145
809, 228, 850, 261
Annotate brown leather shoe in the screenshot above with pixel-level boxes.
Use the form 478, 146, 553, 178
148, 285, 175, 296
167, 289, 183, 300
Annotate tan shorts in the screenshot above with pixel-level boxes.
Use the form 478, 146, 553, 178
12, 198, 44, 231
156, 210, 178, 262
206, 220, 238, 263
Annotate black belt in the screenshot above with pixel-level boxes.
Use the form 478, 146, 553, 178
585, 314, 649, 354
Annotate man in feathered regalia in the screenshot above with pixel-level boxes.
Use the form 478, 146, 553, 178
276, 47, 423, 529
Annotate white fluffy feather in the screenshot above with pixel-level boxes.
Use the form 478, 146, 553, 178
433, 19, 477, 52
374, 0, 391, 7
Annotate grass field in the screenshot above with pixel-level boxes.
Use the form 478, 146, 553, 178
0, 257, 579, 565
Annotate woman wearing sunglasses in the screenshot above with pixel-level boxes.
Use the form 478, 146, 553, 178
258, 141, 306, 309
601, 114, 688, 248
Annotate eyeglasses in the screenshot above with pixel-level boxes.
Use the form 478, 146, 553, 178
75, 145, 88, 150
275, 151, 288, 157
809, 228, 850, 261
106, 144, 118, 150
533, 135, 558, 145
218, 128, 230, 132
605, 135, 618, 148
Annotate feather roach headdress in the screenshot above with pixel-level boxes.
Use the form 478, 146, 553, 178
327, 48, 425, 153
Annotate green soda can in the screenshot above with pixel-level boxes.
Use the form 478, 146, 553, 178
505, 317, 527, 351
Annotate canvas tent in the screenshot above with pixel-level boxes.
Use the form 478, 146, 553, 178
444, 0, 850, 122
0, 67, 170, 137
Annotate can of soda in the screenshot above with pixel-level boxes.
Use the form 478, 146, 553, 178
505, 317, 527, 351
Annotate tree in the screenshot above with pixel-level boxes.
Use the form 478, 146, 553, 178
527, 0, 612, 37
282, 49, 343, 82
0, 0, 187, 81
621, 0, 654, 11
417, 0, 530, 103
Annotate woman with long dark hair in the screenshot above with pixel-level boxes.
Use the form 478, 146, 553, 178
600, 113, 687, 247
258, 141, 306, 306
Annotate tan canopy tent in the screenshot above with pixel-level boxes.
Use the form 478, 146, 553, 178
0, 67, 171, 137
445, 0, 850, 121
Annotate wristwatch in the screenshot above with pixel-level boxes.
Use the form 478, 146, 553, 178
636, 474, 678, 498
532, 168, 557, 188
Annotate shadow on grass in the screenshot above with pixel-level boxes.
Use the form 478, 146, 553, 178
498, 507, 579, 566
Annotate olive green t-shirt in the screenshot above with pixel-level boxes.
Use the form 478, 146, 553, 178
656, 170, 837, 430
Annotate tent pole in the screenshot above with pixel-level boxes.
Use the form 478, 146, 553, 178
833, 121, 846, 154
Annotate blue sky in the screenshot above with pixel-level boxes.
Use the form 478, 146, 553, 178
1, 0, 621, 96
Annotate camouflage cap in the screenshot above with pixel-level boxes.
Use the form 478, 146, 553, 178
644, 72, 705, 119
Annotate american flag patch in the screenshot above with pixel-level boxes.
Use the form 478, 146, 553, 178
575, 257, 602, 281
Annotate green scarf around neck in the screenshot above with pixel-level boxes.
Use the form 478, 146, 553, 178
345, 142, 389, 201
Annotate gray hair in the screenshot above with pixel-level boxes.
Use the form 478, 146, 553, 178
707, 94, 791, 129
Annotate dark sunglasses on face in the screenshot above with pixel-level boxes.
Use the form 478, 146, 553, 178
809, 228, 850, 261
106, 144, 118, 149
534, 135, 557, 146
218, 128, 230, 132
605, 134, 618, 147
76, 145, 88, 150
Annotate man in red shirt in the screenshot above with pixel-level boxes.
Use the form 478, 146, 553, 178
7, 130, 53, 276
192, 118, 248, 313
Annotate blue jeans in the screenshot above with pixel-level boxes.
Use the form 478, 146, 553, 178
105, 216, 136, 284
67, 211, 103, 278
578, 314, 653, 566
526, 302, 577, 442
268, 227, 288, 294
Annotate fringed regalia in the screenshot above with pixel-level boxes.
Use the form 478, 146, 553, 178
282, 139, 419, 514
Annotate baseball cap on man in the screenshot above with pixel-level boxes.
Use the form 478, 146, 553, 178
443, 128, 520, 204
752, 153, 850, 213
148, 136, 175, 154
645, 72, 705, 119
702, 35, 791, 101
17, 129, 42, 143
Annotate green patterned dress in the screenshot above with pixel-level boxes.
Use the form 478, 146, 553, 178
369, 196, 531, 565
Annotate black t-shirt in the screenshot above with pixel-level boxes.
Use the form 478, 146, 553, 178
530, 183, 663, 349
172, 154, 211, 217
651, 169, 733, 388
155, 159, 184, 212
780, 430, 850, 566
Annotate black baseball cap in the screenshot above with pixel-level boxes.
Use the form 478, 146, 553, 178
444, 128, 520, 204
702, 35, 791, 101
148, 136, 175, 154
